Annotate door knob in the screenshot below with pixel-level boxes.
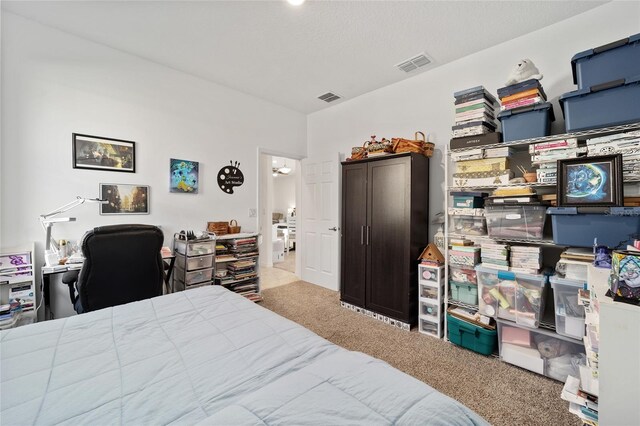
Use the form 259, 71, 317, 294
328, 227, 338, 231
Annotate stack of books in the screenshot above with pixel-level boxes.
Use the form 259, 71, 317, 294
497, 79, 546, 111
529, 137, 586, 183
586, 129, 640, 180
509, 246, 542, 274
480, 242, 509, 270
226, 237, 259, 259
452, 86, 498, 139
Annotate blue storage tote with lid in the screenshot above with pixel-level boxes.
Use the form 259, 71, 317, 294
548, 207, 640, 248
446, 313, 497, 356
559, 75, 640, 132
572, 33, 640, 89
497, 102, 555, 142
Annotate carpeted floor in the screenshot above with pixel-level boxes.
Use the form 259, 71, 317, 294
260, 280, 580, 426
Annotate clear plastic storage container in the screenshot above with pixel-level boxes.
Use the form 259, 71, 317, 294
550, 275, 586, 339
175, 266, 214, 286
450, 281, 478, 305
485, 204, 547, 240
175, 253, 214, 271
174, 239, 215, 257
450, 215, 487, 236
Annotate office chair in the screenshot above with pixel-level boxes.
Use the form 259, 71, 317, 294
62, 224, 165, 313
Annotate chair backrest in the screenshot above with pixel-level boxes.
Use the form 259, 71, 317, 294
77, 224, 164, 312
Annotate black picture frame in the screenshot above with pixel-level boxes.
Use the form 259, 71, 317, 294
72, 133, 136, 173
99, 183, 150, 215
557, 154, 623, 207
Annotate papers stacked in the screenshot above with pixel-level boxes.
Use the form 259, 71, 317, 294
509, 245, 542, 274
451, 86, 498, 138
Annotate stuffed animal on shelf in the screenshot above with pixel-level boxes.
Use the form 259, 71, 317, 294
505, 59, 543, 86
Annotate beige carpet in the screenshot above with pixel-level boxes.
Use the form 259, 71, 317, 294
260, 280, 580, 426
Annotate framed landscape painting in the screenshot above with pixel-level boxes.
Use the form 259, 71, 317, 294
557, 154, 623, 207
99, 184, 149, 215
73, 133, 135, 173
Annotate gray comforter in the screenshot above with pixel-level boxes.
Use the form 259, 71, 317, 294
1, 286, 488, 425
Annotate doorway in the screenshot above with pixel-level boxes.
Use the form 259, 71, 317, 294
258, 152, 301, 290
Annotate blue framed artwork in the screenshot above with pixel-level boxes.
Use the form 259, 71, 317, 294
170, 159, 199, 193
557, 154, 623, 207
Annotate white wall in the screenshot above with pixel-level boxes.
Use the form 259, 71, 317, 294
307, 1, 640, 242
272, 174, 296, 216
0, 12, 307, 252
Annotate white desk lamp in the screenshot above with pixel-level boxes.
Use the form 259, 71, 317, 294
40, 196, 106, 265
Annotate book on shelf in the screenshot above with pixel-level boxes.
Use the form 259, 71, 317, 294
500, 96, 543, 111
528, 138, 578, 154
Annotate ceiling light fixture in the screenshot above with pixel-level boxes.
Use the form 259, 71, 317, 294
278, 165, 292, 174
287, 0, 305, 5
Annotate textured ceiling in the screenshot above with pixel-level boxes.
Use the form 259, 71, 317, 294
2, 1, 607, 113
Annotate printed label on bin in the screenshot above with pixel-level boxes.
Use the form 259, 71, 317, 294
497, 270, 516, 281
505, 213, 522, 220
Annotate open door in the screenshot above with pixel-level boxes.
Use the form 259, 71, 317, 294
300, 155, 340, 290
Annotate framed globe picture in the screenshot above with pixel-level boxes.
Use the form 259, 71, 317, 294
557, 154, 623, 207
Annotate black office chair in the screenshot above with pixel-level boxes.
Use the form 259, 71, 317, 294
62, 224, 165, 314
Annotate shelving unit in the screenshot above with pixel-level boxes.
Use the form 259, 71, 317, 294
444, 120, 640, 379
214, 232, 261, 302
418, 264, 444, 338
0, 245, 37, 329
173, 235, 216, 291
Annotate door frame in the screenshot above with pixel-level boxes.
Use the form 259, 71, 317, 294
256, 148, 304, 275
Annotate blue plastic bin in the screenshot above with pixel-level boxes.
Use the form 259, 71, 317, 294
572, 33, 640, 89
548, 207, 640, 248
446, 314, 497, 356
559, 75, 640, 132
497, 102, 555, 142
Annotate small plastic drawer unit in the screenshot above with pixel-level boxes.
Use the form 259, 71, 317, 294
485, 204, 547, 240
497, 102, 555, 142
174, 239, 215, 257
571, 33, 640, 89
548, 207, 640, 248
447, 314, 497, 356
175, 266, 214, 286
418, 264, 444, 339
476, 266, 547, 328
498, 320, 585, 382
175, 253, 214, 271
550, 275, 586, 340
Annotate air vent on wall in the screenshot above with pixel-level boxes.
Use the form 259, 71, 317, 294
396, 53, 432, 73
318, 92, 341, 103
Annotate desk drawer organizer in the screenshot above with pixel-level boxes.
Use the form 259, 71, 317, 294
559, 75, 640, 132
550, 275, 586, 340
498, 320, 585, 382
175, 253, 214, 271
485, 203, 547, 240
571, 33, 640, 89
476, 265, 547, 328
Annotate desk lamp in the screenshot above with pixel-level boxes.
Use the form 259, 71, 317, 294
40, 196, 107, 265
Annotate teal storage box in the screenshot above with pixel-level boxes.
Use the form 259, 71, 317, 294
559, 75, 640, 132
453, 196, 484, 208
447, 314, 497, 355
572, 33, 640, 89
548, 207, 640, 248
450, 281, 478, 305
497, 102, 555, 142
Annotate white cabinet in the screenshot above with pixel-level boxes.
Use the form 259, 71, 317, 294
418, 264, 444, 338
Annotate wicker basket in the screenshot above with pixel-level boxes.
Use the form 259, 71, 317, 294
391, 132, 434, 158
207, 221, 228, 236
228, 219, 241, 234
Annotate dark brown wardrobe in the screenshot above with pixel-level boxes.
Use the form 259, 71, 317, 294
340, 153, 429, 326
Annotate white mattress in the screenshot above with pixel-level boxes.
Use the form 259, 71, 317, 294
1, 286, 488, 425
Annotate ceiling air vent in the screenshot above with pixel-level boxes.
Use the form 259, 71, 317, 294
318, 92, 341, 103
396, 53, 432, 73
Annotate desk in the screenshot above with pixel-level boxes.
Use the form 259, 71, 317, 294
42, 253, 176, 320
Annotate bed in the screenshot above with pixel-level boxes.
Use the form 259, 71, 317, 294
1, 286, 488, 425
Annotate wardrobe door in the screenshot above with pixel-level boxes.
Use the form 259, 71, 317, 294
340, 162, 368, 307
366, 156, 411, 321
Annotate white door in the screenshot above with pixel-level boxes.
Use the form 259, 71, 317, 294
300, 156, 340, 290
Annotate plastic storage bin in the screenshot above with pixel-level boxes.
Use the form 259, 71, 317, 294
559, 75, 640, 132
420, 283, 439, 300
449, 265, 477, 285
548, 207, 640, 248
476, 266, 547, 328
485, 204, 547, 240
497, 102, 555, 142
450, 281, 478, 305
447, 314, 497, 355
174, 239, 215, 257
450, 215, 487, 236
498, 320, 585, 382
175, 266, 213, 286
550, 275, 586, 339
572, 33, 640, 88
175, 253, 214, 271
420, 300, 440, 322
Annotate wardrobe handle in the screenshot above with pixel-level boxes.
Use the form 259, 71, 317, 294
360, 226, 365, 245
366, 226, 371, 246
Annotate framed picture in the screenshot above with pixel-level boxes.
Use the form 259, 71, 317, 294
99, 184, 149, 215
73, 133, 135, 173
557, 154, 623, 207
170, 158, 199, 193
